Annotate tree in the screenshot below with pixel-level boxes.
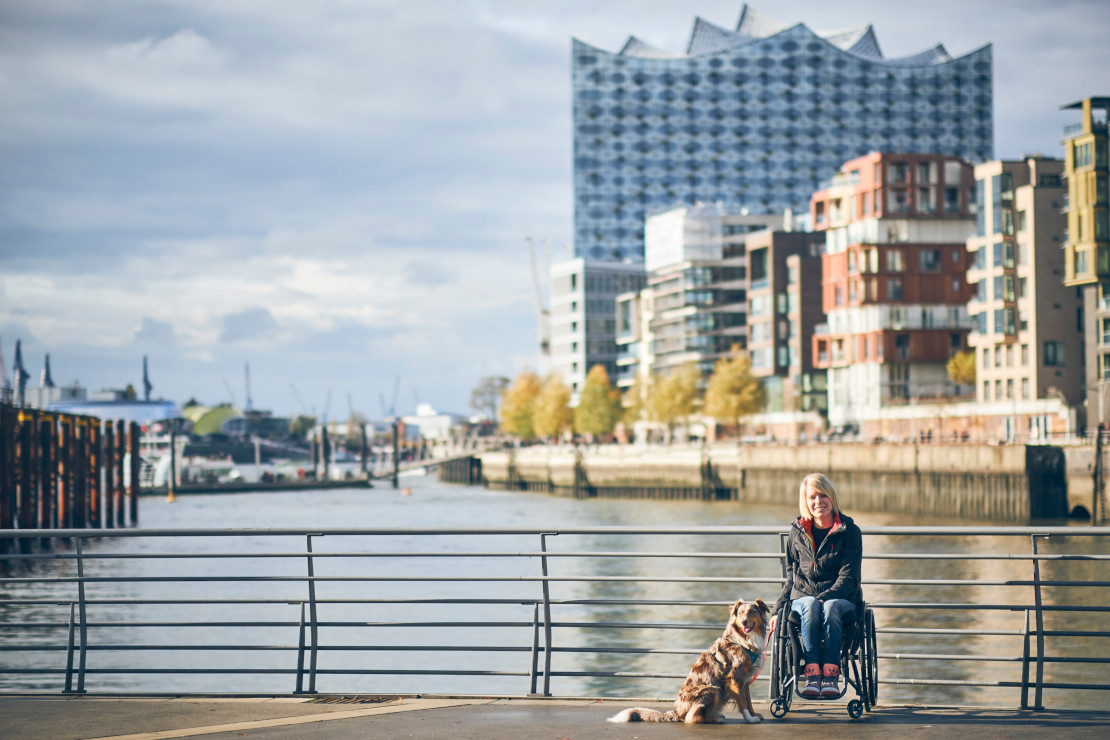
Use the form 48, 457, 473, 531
289, 415, 317, 440
470, 376, 510, 421
345, 411, 368, 449
947, 350, 976, 387
574, 365, 620, 439
500, 369, 542, 440
621, 372, 651, 425
704, 346, 765, 433
533, 373, 573, 440
649, 363, 701, 439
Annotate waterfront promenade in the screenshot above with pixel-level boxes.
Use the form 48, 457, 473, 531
2, 695, 1109, 739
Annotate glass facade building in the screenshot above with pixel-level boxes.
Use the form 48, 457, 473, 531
572, 4, 993, 262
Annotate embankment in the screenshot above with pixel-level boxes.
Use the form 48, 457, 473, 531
456, 444, 1087, 522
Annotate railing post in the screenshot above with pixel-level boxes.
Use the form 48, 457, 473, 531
1019, 609, 1032, 709
75, 537, 88, 693
1030, 535, 1046, 710
528, 603, 541, 695
539, 533, 555, 697
306, 534, 320, 693
64, 603, 76, 694
769, 531, 788, 701
295, 602, 307, 694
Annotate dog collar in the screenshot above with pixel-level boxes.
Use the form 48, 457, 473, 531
726, 637, 763, 664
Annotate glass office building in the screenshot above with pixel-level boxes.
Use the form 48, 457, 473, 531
571, 4, 993, 262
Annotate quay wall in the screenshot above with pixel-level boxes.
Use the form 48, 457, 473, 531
471, 444, 1076, 522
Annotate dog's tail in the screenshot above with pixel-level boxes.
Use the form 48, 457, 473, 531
607, 707, 679, 723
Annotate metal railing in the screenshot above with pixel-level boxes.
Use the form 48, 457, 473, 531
0, 526, 1108, 710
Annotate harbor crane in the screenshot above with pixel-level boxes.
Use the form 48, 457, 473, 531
289, 384, 309, 415
526, 237, 551, 357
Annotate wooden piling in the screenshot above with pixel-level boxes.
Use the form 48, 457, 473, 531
0, 405, 13, 544
88, 420, 101, 529
103, 421, 115, 529
18, 412, 35, 532
57, 418, 71, 529
115, 420, 126, 527
38, 414, 54, 547
73, 419, 87, 529
129, 422, 140, 525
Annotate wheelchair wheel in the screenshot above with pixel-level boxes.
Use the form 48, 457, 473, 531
847, 699, 863, 719
770, 699, 788, 718
865, 609, 878, 706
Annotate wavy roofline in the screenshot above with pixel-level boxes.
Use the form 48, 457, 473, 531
572, 31, 991, 69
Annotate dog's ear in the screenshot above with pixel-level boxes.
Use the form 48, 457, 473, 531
754, 598, 769, 615
731, 599, 744, 616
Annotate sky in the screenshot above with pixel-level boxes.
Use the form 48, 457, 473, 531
1, 1, 1108, 421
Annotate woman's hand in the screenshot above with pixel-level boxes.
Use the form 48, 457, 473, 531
769, 614, 778, 633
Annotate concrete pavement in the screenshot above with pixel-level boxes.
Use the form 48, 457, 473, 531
2, 695, 1108, 740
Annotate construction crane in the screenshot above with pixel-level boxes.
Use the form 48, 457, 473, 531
289, 384, 308, 415
222, 378, 236, 406
244, 363, 253, 412
526, 237, 551, 357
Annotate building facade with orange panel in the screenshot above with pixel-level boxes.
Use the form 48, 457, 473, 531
810, 152, 976, 430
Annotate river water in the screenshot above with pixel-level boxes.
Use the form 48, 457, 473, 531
1, 474, 1106, 710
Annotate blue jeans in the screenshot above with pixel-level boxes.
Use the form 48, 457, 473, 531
790, 596, 856, 666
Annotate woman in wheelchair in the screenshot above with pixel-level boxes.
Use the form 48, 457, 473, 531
769, 473, 863, 699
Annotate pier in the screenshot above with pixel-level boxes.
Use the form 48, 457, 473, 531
0, 402, 141, 544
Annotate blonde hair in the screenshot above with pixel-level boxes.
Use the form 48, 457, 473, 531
798, 473, 840, 520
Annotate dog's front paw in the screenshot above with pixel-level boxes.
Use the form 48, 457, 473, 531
742, 709, 762, 723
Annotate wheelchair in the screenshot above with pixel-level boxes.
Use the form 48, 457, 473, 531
768, 601, 878, 720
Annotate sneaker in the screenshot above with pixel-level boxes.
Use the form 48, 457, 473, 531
820, 676, 840, 697
801, 675, 821, 698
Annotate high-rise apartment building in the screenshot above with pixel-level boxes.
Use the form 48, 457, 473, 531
1061, 97, 1110, 425
966, 157, 1084, 437
571, 4, 993, 263
810, 152, 976, 430
615, 205, 781, 388
744, 229, 826, 413
549, 259, 646, 395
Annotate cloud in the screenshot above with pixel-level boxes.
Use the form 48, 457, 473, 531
219, 307, 279, 344
134, 317, 176, 345
401, 260, 454, 288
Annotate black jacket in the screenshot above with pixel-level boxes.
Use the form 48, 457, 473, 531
773, 512, 863, 616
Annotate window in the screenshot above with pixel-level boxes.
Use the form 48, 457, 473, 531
1017, 210, 1027, 231
1021, 344, 1028, 366
888, 277, 903, 300
918, 187, 935, 214
920, 249, 942, 272
868, 249, 878, 273
1021, 378, 1030, 400
918, 161, 933, 184
890, 161, 908, 183
975, 180, 986, 235
895, 333, 910, 359
848, 250, 857, 274
945, 187, 961, 215
887, 249, 904, 272
863, 191, 872, 215
889, 188, 909, 214
1044, 341, 1066, 366
994, 344, 1002, 367
982, 347, 991, 368
973, 247, 986, 270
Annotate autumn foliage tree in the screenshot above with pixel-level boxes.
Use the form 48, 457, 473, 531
500, 369, 542, 440
533, 373, 573, 441
704, 346, 764, 434
947, 350, 976, 387
649, 363, 701, 439
574, 365, 620, 440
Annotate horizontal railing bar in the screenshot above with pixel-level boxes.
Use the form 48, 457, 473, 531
7, 550, 1110, 562
2, 523, 1110, 541
3, 525, 1109, 537
7, 575, 1109, 589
